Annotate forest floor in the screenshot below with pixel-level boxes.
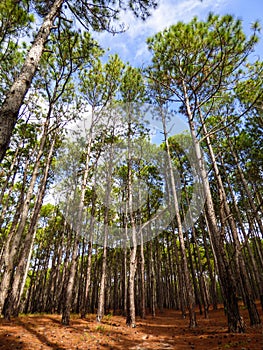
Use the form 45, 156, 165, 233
0, 303, 262, 350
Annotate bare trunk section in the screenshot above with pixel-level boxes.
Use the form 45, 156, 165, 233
161, 106, 197, 328
138, 182, 146, 319
199, 110, 261, 326
61, 222, 79, 325
61, 119, 95, 325
97, 144, 114, 322
139, 229, 146, 319
181, 80, 244, 332
126, 114, 137, 328
0, 143, 22, 230
80, 185, 97, 318
4, 134, 57, 318
149, 240, 156, 317
0, 0, 64, 162
0, 117, 51, 316
221, 159, 263, 309
227, 138, 263, 236
123, 234, 128, 316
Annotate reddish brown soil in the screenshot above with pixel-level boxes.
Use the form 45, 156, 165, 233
0, 304, 262, 350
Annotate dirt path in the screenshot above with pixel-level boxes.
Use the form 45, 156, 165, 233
0, 304, 262, 349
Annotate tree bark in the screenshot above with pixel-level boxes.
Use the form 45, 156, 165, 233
126, 114, 137, 328
199, 109, 261, 326
0, 117, 51, 316
0, 0, 64, 162
161, 106, 197, 328
4, 134, 57, 318
181, 79, 244, 332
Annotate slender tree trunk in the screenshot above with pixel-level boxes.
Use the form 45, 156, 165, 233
161, 106, 197, 328
228, 139, 263, 236
97, 168, 112, 321
171, 232, 186, 315
0, 118, 51, 316
0, 143, 22, 234
96, 133, 115, 322
185, 230, 202, 315
0, 0, 64, 161
192, 227, 210, 318
164, 232, 178, 310
61, 228, 79, 325
113, 250, 119, 314
149, 240, 156, 317
182, 80, 244, 332
126, 115, 137, 328
138, 187, 146, 319
155, 238, 164, 313
23, 256, 38, 314
80, 213, 95, 318
126, 205, 138, 327
123, 238, 128, 316
4, 134, 57, 318
139, 234, 146, 319
199, 110, 261, 326
61, 110, 99, 325
80, 151, 102, 318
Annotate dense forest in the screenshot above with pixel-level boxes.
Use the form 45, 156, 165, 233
0, 0, 263, 336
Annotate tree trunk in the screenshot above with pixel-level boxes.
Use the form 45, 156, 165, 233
61, 108, 99, 324
123, 240, 128, 316
96, 214, 109, 322
0, 118, 50, 316
61, 229, 79, 325
155, 238, 164, 313
161, 106, 197, 328
80, 218, 95, 318
4, 134, 57, 318
126, 115, 137, 328
199, 109, 261, 326
139, 187, 146, 319
221, 155, 263, 301
228, 139, 263, 236
97, 137, 114, 322
0, 143, 22, 231
182, 80, 244, 332
149, 240, 156, 317
80, 153, 100, 319
0, 0, 64, 162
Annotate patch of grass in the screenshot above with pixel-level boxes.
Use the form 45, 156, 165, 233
95, 325, 106, 333
104, 312, 113, 322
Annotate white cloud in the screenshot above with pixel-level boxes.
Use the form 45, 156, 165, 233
120, 0, 228, 39
93, 0, 229, 65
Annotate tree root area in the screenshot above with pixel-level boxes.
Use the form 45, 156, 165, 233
0, 304, 262, 349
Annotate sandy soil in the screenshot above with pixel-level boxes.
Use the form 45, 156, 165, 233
0, 303, 262, 349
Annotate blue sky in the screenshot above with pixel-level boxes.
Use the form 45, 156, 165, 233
93, 0, 263, 66
50, 1, 263, 206
91, 0, 263, 143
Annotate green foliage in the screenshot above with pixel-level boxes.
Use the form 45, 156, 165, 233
120, 66, 145, 102
0, 0, 34, 38
0, 0, 34, 99
147, 13, 260, 107
36, 22, 103, 106
79, 54, 124, 106
66, 0, 158, 32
